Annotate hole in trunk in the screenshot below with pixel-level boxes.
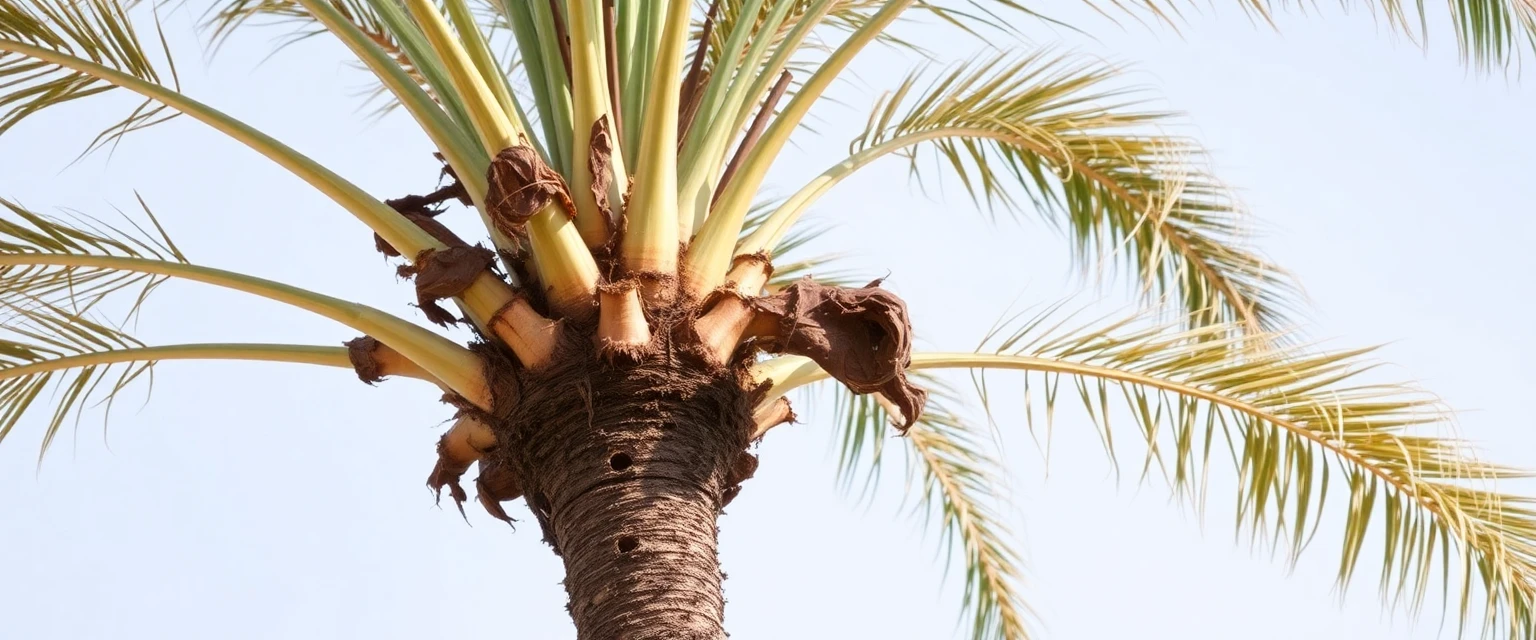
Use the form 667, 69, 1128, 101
609, 452, 632, 471
617, 536, 639, 553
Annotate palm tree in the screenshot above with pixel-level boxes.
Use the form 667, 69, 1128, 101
3, 0, 1535, 638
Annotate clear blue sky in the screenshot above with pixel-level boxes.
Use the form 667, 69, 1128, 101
1, 4, 1533, 639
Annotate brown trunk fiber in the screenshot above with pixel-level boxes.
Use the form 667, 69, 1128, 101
481, 338, 755, 640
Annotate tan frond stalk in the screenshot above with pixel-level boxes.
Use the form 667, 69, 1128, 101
344, 336, 450, 388
749, 395, 794, 440
491, 296, 562, 370
693, 295, 758, 365
723, 253, 771, 295
568, 0, 629, 248
693, 256, 774, 362
684, 0, 915, 301
430, 415, 498, 498
619, 0, 694, 301
596, 281, 650, 361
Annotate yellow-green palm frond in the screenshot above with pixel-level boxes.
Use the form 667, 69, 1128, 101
0, 196, 186, 320
751, 50, 1299, 335
929, 307, 1536, 637
0, 197, 182, 458
827, 374, 1033, 640
1101, 0, 1536, 69
0, 0, 180, 154
0, 197, 488, 403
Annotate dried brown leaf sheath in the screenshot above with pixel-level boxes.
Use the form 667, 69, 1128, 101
751, 278, 927, 429
486, 146, 576, 238
588, 117, 615, 224
399, 246, 496, 326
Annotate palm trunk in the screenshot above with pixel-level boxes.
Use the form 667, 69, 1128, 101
485, 341, 755, 639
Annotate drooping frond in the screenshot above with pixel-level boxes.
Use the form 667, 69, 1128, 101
928, 308, 1536, 638
0, 196, 186, 318
0, 196, 173, 457
825, 374, 1033, 640
743, 51, 1299, 334
0, 0, 180, 154
1101, 0, 1536, 70
0, 342, 357, 459
0, 198, 490, 404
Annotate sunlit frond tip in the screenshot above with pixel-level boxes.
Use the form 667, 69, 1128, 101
949, 307, 1536, 638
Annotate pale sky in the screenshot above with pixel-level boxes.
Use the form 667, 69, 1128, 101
1, 3, 1534, 639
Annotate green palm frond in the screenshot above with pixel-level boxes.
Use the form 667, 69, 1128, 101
928, 307, 1536, 637
0, 197, 187, 458
827, 374, 1033, 640
0, 197, 489, 401
0, 196, 186, 319
1102, 0, 1536, 69
0, 340, 363, 459
0, 0, 180, 154
835, 51, 1298, 335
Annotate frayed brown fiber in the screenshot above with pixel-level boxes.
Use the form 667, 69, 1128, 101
595, 337, 651, 364
426, 434, 472, 518
374, 212, 469, 258
344, 336, 384, 384
588, 117, 616, 225
721, 451, 758, 508
398, 246, 496, 326
476, 456, 523, 526
486, 146, 575, 239
749, 277, 927, 430
375, 176, 473, 257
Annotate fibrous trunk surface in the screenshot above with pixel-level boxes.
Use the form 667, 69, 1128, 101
478, 326, 756, 640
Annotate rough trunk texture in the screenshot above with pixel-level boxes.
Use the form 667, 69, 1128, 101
481, 335, 755, 640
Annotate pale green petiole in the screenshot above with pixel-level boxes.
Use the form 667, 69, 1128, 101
0, 344, 387, 382
685, 1, 915, 298
621, 0, 693, 283
0, 255, 486, 402
737, 129, 962, 258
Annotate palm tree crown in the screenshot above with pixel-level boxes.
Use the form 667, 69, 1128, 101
2, 0, 1535, 638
